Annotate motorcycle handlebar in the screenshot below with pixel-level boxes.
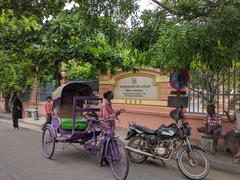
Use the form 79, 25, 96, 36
169, 108, 185, 122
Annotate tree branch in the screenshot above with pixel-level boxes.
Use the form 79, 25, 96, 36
151, 0, 178, 15
152, 0, 210, 17
186, 84, 209, 101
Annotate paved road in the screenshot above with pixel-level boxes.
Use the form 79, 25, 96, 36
0, 120, 239, 180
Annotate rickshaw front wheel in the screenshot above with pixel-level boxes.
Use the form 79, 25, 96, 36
108, 138, 129, 180
42, 125, 55, 159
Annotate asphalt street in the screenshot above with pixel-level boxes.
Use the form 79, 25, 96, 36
0, 120, 239, 180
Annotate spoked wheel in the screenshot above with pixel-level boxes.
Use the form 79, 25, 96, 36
177, 147, 210, 180
127, 136, 148, 163
108, 138, 129, 180
42, 126, 55, 159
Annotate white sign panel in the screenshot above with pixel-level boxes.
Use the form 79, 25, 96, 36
114, 76, 159, 99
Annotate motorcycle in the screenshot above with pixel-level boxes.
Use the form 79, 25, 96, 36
125, 107, 210, 180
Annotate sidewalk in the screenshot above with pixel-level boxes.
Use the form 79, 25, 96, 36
0, 112, 239, 175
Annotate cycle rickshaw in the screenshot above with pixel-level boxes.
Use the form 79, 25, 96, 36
41, 82, 129, 180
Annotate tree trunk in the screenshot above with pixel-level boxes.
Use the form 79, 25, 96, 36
54, 61, 61, 88
4, 92, 11, 113
34, 75, 39, 120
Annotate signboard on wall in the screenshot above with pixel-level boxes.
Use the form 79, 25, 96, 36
114, 76, 159, 99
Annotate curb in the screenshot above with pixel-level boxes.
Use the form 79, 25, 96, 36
0, 113, 42, 127
208, 158, 240, 176
0, 113, 239, 175
21, 120, 42, 128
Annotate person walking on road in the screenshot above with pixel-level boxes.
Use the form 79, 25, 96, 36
10, 92, 23, 130
41, 96, 53, 130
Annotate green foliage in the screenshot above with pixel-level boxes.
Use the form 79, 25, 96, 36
74, 0, 139, 28
31, 10, 137, 79
149, 22, 194, 71
0, 10, 40, 51
0, 0, 139, 88
129, 9, 167, 52
0, 0, 67, 22
0, 0, 141, 113
63, 61, 96, 81
0, 10, 38, 91
0, 53, 32, 91
148, 0, 240, 72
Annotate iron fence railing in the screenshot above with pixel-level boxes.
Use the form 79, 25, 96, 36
187, 65, 240, 115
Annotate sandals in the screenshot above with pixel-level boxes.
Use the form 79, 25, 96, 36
233, 152, 240, 158
99, 158, 109, 167
233, 158, 240, 164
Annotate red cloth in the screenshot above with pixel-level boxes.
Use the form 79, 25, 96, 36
44, 102, 52, 116
204, 113, 222, 126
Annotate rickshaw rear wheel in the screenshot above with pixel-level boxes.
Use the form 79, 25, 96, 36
108, 138, 129, 180
42, 126, 55, 159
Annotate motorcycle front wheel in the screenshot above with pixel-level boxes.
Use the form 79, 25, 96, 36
127, 136, 148, 163
177, 147, 210, 180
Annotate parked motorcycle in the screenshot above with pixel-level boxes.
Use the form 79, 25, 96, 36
125, 107, 210, 180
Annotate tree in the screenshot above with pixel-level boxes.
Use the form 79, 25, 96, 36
29, 8, 140, 87
0, 0, 68, 111
146, 0, 240, 104
74, 0, 139, 29
0, 56, 33, 112
0, 0, 71, 88
63, 61, 96, 81
1, 0, 139, 85
0, 0, 68, 22
0, 0, 140, 112
0, 10, 39, 111
129, 9, 167, 51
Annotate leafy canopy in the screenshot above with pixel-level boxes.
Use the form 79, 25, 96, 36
0, 10, 40, 91
143, 0, 240, 72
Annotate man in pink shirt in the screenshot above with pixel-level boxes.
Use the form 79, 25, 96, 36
41, 96, 53, 130
100, 90, 124, 133
99, 90, 124, 167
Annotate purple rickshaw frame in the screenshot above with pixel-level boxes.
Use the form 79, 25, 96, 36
41, 82, 129, 180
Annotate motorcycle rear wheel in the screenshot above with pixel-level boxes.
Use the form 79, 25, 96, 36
127, 136, 148, 163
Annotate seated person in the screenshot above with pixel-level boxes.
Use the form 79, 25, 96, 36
224, 101, 240, 164
197, 104, 222, 146
198, 104, 222, 134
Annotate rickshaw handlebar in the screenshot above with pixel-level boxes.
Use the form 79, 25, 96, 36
99, 116, 119, 122
87, 116, 119, 123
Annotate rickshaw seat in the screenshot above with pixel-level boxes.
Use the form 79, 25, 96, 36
60, 116, 88, 130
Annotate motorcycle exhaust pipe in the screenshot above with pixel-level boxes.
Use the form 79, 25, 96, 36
125, 146, 154, 158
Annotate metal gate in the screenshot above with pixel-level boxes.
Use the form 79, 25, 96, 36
187, 65, 240, 115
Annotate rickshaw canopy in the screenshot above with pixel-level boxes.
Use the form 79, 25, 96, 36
52, 82, 94, 118
52, 82, 93, 101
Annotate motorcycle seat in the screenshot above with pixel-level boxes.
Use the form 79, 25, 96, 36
133, 124, 156, 134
